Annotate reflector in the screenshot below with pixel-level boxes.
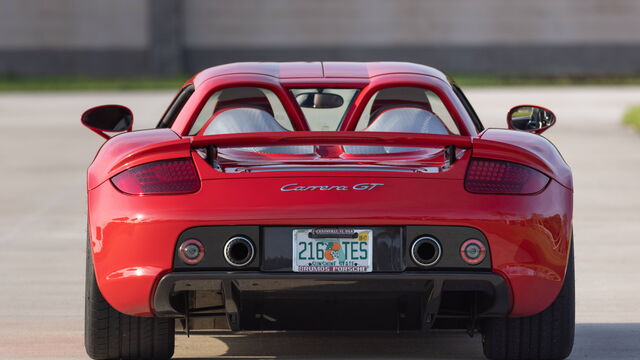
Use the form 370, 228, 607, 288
460, 239, 486, 265
179, 239, 204, 264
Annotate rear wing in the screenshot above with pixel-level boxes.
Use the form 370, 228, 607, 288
89, 131, 472, 189
191, 131, 472, 148
191, 131, 472, 167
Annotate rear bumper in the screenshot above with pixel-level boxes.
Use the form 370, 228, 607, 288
153, 271, 510, 330
88, 177, 572, 318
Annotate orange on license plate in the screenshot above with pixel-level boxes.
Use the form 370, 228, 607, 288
292, 229, 373, 272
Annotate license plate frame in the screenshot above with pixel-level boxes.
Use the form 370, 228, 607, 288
292, 228, 373, 273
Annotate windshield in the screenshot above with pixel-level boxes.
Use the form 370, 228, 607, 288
290, 88, 359, 131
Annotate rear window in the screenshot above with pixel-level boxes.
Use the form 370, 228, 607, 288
290, 88, 359, 131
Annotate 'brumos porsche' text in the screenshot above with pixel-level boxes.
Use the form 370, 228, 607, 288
280, 183, 384, 192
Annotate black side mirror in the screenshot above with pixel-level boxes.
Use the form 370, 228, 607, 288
507, 105, 556, 134
81, 105, 133, 139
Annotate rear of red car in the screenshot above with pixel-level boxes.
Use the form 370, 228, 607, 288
84, 62, 574, 360
88, 131, 571, 315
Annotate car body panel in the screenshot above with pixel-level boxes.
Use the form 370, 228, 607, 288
87, 129, 187, 190
89, 165, 571, 317
191, 62, 450, 86
174, 68, 476, 137
476, 129, 572, 189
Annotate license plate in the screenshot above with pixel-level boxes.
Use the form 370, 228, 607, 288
292, 228, 373, 272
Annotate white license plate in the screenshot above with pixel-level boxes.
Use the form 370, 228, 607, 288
292, 229, 373, 272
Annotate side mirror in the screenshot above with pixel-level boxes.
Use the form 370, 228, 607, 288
507, 105, 556, 134
81, 105, 133, 139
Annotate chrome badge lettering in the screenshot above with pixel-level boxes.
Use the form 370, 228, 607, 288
352, 183, 383, 191
281, 183, 384, 192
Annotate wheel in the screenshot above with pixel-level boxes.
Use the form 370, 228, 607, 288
85, 235, 175, 360
481, 243, 575, 360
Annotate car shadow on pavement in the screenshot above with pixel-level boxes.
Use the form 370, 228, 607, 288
174, 323, 640, 359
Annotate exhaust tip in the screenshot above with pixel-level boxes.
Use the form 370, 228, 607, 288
224, 236, 255, 267
411, 236, 442, 267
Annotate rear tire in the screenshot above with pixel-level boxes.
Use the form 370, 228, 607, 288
85, 236, 175, 360
481, 243, 574, 360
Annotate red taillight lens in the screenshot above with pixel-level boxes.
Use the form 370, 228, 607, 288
465, 158, 549, 194
111, 158, 200, 195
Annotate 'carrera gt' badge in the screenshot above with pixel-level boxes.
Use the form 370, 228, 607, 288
280, 183, 384, 192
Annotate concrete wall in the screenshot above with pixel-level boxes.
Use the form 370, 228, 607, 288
183, 0, 640, 46
0, 0, 148, 49
1, 0, 640, 76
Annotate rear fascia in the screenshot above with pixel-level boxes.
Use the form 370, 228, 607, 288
88, 155, 571, 317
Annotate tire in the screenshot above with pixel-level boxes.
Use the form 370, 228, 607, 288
85, 235, 175, 360
482, 243, 575, 360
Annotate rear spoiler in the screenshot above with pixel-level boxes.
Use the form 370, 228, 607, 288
191, 131, 472, 148
191, 131, 472, 167
90, 131, 472, 189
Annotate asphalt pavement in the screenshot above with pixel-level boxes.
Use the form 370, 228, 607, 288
0, 86, 639, 359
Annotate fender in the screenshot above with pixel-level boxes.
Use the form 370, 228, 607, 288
87, 129, 190, 190
474, 129, 573, 190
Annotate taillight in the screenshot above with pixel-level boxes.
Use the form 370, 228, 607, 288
111, 158, 200, 195
465, 158, 549, 194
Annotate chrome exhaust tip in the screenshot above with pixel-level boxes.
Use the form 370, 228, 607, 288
411, 236, 442, 267
223, 236, 255, 267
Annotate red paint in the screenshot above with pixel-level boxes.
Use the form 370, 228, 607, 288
84, 62, 573, 318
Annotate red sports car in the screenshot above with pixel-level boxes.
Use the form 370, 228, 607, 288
82, 62, 573, 360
